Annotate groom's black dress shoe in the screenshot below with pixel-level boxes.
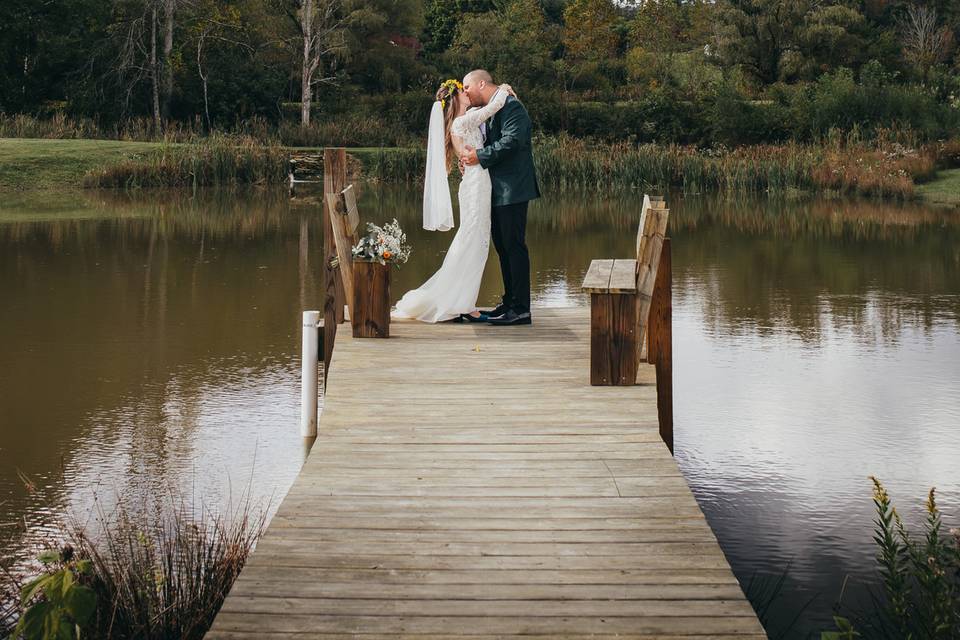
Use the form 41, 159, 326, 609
488, 310, 532, 326
481, 304, 509, 319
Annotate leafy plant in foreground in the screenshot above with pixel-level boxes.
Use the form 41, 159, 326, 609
12, 547, 96, 640
824, 477, 960, 639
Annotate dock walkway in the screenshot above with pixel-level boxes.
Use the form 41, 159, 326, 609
207, 307, 764, 639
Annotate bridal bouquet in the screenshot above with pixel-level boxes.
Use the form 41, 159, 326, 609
351, 219, 411, 266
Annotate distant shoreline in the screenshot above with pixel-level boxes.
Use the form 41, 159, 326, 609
1, 137, 957, 207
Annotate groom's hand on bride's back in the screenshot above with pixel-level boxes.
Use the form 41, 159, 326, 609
461, 145, 480, 167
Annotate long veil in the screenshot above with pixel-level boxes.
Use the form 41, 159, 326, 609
422, 101, 454, 232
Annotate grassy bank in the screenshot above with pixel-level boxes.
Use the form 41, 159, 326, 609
0, 139, 159, 190
0, 137, 290, 190
2, 136, 956, 202
916, 168, 960, 206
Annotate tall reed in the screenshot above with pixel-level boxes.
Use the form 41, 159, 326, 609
354, 147, 425, 183
83, 134, 289, 188
533, 135, 935, 199
2, 493, 266, 640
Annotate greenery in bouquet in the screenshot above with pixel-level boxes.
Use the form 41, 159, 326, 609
351, 219, 411, 266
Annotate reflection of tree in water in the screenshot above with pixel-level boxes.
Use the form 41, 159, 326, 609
0, 188, 298, 244
669, 199, 960, 342
352, 185, 960, 340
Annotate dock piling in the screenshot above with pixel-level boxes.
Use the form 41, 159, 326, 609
301, 309, 321, 437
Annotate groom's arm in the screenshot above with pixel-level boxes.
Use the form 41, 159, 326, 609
476, 100, 530, 169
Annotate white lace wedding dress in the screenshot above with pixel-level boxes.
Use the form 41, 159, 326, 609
392, 90, 508, 323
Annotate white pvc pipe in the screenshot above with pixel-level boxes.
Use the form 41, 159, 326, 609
300, 310, 321, 437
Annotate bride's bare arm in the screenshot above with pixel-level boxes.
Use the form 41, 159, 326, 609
457, 89, 510, 130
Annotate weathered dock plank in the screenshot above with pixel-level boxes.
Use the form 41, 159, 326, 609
206, 307, 763, 638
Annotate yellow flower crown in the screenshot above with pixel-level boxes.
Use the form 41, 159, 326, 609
439, 79, 464, 110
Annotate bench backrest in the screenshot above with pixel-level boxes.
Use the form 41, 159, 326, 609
635, 195, 665, 271
325, 184, 361, 321
635, 195, 670, 365
341, 184, 361, 237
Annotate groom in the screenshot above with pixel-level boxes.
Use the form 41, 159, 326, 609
460, 69, 541, 326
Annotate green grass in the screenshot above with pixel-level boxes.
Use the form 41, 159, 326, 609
0, 138, 160, 190
0, 138, 419, 190
916, 168, 960, 206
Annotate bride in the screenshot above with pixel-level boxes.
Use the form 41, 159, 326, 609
392, 78, 514, 323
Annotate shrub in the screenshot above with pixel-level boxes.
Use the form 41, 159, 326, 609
785, 68, 960, 142
9, 548, 96, 640
706, 85, 792, 146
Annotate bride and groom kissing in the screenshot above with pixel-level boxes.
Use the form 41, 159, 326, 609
392, 69, 540, 327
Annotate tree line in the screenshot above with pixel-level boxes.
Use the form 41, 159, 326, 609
1, 0, 958, 144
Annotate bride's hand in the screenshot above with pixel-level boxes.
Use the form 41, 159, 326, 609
500, 84, 517, 98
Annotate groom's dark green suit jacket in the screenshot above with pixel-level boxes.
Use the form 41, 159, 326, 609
476, 95, 541, 207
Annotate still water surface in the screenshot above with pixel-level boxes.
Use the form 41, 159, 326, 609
1, 187, 958, 637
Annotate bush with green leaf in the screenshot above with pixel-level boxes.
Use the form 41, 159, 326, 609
12, 547, 96, 640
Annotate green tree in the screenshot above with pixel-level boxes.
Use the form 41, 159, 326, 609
341, 0, 425, 92
452, 0, 560, 86
714, 0, 869, 86
0, 0, 111, 113
422, 0, 460, 55
563, 0, 619, 62
626, 0, 712, 88
561, 0, 623, 91
422, 0, 495, 57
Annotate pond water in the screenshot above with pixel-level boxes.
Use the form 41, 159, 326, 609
1, 186, 958, 637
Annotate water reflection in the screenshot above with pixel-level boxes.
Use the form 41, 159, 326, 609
0, 186, 958, 638
0, 190, 321, 573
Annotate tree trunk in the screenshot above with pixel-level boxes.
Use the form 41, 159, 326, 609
197, 33, 212, 131
151, 6, 161, 131
162, 0, 175, 119
301, 0, 313, 127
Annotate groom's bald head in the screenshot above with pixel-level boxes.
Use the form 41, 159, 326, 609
464, 69, 492, 85
462, 69, 497, 107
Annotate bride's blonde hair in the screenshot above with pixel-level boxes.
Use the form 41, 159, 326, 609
435, 79, 463, 172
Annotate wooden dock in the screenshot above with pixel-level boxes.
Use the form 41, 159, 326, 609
206, 307, 764, 639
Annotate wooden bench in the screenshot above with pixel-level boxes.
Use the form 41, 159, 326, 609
581, 195, 670, 387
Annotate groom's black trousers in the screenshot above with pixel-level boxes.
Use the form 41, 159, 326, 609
490, 201, 531, 315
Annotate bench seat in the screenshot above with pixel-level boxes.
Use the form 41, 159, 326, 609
582, 258, 638, 294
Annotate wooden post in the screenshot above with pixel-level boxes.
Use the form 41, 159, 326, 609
322, 148, 347, 382
352, 260, 391, 338
649, 239, 673, 454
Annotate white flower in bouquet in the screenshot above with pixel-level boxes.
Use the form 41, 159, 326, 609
351, 218, 412, 266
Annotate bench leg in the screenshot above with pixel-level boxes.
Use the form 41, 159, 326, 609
590, 293, 639, 386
